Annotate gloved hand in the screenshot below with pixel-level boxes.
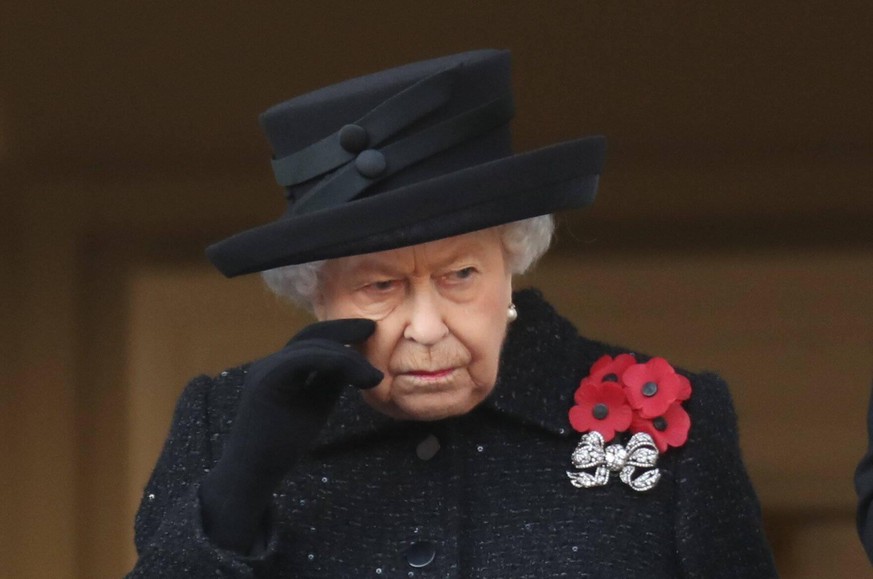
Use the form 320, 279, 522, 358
199, 318, 383, 553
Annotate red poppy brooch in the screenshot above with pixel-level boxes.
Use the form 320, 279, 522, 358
566, 354, 692, 492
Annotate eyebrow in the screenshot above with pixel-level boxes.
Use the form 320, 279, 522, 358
343, 257, 409, 278
425, 240, 491, 269
341, 238, 493, 279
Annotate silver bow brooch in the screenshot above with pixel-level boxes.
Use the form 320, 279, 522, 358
566, 431, 661, 492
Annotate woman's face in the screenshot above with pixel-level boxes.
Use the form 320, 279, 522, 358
315, 228, 512, 421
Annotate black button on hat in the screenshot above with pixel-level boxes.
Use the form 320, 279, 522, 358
405, 541, 436, 568
339, 124, 369, 153
355, 149, 387, 178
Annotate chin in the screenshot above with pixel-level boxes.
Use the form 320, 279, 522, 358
391, 391, 487, 421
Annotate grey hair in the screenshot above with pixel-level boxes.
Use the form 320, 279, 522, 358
261, 214, 554, 311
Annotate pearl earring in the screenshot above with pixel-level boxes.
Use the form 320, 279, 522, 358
507, 303, 518, 322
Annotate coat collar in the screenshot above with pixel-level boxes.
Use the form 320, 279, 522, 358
313, 289, 609, 449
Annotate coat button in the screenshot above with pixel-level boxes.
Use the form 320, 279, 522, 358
415, 434, 440, 461
405, 541, 436, 568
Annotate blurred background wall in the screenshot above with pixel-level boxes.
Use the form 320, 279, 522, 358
1, 1, 871, 577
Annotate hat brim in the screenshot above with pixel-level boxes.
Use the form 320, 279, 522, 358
206, 135, 605, 277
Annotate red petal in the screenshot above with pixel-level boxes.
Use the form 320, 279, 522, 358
606, 353, 637, 379
625, 379, 673, 419
592, 408, 629, 443
647, 357, 675, 380
589, 355, 616, 376
615, 353, 637, 367
606, 403, 633, 434
588, 353, 637, 383
657, 373, 683, 400
629, 415, 669, 452
598, 428, 618, 443
639, 398, 672, 420
569, 405, 595, 433
663, 403, 691, 447
674, 374, 692, 401
568, 405, 585, 432
573, 379, 599, 405
630, 403, 691, 452
569, 382, 633, 440
599, 381, 629, 406
621, 362, 651, 389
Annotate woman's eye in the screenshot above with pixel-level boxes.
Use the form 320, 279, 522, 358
445, 267, 477, 283
456, 267, 476, 279
367, 279, 399, 292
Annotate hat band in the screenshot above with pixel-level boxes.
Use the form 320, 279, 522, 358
291, 92, 515, 215
270, 69, 455, 187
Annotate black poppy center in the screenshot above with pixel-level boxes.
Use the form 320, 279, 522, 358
642, 381, 659, 397
653, 417, 668, 431
592, 403, 609, 420
602, 373, 618, 382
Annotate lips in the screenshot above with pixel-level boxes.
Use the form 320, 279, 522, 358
404, 368, 454, 379
397, 368, 459, 388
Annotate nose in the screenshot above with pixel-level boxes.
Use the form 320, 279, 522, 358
402, 286, 449, 346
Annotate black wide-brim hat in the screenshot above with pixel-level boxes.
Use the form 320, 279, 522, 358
207, 49, 605, 277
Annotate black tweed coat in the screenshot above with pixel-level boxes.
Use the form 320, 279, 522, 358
128, 289, 777, 578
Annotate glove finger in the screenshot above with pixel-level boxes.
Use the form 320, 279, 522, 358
270, 339, 383, 391
289, 318, 376, 346
318, 346, 384, 390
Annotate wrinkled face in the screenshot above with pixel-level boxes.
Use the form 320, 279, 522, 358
315, 228, 513, 421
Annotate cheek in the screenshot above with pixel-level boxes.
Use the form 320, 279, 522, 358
357, 323, 408, 415
455, 297, 509, 385
361, 327, 395, 373
318, 287, 402, 353
360, 317, 405, 400
316, 298, 401, 392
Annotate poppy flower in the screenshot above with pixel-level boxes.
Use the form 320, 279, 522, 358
585, 353, 637, 385
569, 381, 633, 442
623, 357, 692, 419
630, 402, 691, 452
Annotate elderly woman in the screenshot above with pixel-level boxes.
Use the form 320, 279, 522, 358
128, 50, 776, 577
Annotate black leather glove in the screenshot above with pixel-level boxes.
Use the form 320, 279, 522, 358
199, 318, 383, 553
